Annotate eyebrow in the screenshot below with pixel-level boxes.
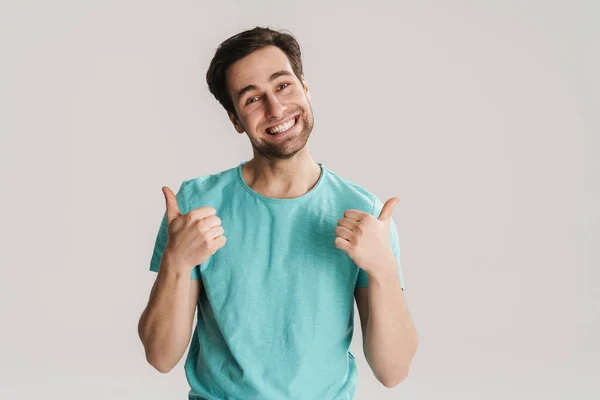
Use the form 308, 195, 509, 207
236, 70, 294, 101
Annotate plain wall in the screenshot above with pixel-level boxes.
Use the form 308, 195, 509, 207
1, 1, 598, 399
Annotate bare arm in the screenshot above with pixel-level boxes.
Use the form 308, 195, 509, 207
355, 268, 418, 388
139, 185, 225, 372
138, 254, 202, 373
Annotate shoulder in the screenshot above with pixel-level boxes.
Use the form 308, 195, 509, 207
322, 166, 379, 214
181, 164, 240, 209
183, 164, 238, 193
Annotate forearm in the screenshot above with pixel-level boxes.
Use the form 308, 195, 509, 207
364, 267, 418, 387
138, 256, 195, 372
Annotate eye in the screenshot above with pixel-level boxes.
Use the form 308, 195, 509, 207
245, 96, 261, 105
278, 82, 290, 90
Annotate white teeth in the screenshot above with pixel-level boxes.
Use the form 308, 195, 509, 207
268, 117, 296, 134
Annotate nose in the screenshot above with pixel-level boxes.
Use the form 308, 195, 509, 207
265, 93, 285, 120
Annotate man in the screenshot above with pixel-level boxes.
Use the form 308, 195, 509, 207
138, 27, 418, 400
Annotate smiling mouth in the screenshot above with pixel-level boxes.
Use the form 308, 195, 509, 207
266, 115, 298, 135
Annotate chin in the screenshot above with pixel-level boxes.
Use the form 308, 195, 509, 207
254, 136, 309, 160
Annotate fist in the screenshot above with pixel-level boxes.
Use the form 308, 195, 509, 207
161, 186, 226, 270
334, 197, 400, 275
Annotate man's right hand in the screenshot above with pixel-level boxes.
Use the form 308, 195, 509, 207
161, 186, 227, 271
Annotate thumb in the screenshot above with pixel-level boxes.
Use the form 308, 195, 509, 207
162, 186, 181, 224
378, 197, 400, 221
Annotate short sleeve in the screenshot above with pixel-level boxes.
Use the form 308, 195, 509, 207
149, 180, 200, 280
355, 197, 405, 291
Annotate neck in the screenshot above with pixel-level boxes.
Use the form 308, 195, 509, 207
242, 147, 321, 199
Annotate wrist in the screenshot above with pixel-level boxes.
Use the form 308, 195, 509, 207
366, 259, 399, 284
160, 250, 194, 276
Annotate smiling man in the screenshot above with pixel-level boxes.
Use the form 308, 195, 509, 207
138, 27, 418, 400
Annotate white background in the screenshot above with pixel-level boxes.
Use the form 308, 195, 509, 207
1, 1, 598, 399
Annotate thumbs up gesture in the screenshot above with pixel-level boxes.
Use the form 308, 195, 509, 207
334, 197, 400, 276
161, 186, 227, 271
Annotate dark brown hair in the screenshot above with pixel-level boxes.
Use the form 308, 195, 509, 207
206, 27, 304, 117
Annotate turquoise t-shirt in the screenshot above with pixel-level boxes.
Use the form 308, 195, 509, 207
149, 161, 405, 400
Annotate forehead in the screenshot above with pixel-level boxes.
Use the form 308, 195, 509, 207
225, 46, 295, 93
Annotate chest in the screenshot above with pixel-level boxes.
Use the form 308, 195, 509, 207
197, 205, 360, 324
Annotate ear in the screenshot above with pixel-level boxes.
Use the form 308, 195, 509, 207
301, 75, 311, 101
228, 112, 245, 134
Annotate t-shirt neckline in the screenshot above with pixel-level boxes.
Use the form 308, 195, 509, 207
236, 161, 326, 203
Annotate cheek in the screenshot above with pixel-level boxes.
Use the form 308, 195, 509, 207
241, 113, 261, 134
294, 91, 311, 108
237, 109, 253, 124
250, 113, 263, 127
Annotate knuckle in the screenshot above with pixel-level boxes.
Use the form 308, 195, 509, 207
185, 213, 195, 224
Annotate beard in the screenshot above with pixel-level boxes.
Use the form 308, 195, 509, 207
247, 104, 315, 160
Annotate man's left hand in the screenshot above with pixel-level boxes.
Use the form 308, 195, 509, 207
334, 197, 400, 276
